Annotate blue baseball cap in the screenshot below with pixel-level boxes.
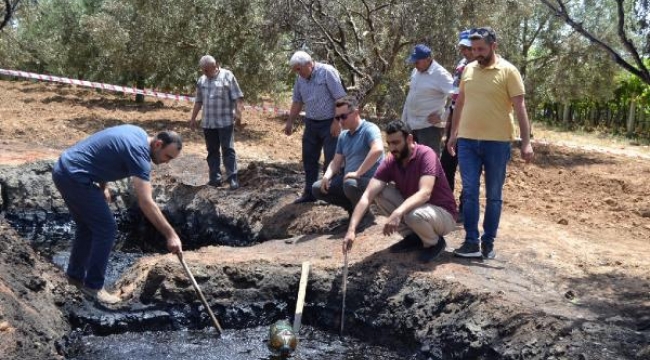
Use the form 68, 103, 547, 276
458, 30, 471, 47
408, 44, 432, 63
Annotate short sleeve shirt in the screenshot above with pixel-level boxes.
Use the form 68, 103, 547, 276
401, 60, 453, 130
335, 120, 384, 179
373, 144, 458, 219
458, 56, 525, 141
195, 68, 244, 129
292, 62, 346, 120
60, 124, 151, 184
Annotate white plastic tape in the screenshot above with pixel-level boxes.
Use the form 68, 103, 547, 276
0, 68, 289, 115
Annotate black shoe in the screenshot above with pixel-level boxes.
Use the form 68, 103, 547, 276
208, 179, 223, 187
293, 194, 316, 204
228, 176, 240, 190
389, 233, 422, 253
418, 236, 446, 263
481, 242, 495, 259
453, 241, 482, 258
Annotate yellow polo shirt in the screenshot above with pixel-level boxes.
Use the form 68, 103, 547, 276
458, 56, 525, 141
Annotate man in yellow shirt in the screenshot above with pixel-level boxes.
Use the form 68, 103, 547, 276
446, 27, 534, 259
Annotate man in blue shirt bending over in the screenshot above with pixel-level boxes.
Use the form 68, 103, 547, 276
52, 124, 183, 304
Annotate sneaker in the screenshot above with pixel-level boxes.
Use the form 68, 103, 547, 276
481, 242, 496, 259
389, 233, 422, 253
81, 287, 121, 305
418, 236, 446, 263
293, 194, 316, 204
453, 241, 482, 258
228, 175, 240, 190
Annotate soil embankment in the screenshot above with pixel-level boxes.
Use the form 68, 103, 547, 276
0, 81, 649, 359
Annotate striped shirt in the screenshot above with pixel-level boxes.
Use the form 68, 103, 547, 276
195, 69, 244, 129
292, 62, 346, 121
451, 58, 468, 107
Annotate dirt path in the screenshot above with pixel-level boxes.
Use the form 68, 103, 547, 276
1, 80, 649, 358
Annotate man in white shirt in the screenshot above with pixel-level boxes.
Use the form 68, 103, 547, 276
402, 44, 454, 156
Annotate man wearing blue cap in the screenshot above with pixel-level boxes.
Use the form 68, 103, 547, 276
440, 30, 475, 224
402, 44, 454, 157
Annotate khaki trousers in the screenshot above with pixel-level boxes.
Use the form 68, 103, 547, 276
375, 184, 455, 247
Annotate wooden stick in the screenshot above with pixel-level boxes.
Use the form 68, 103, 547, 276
293, 261, 311, 333
340, 251, 349, 336
177, 252, 224, 335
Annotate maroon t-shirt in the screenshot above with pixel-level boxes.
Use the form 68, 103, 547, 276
374, 144, 458, 220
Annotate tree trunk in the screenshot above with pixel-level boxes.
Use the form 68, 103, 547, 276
590, 105, 598, 128
626, 99, 637, 137
640, 108, 647, 134
562, 103, 571, 125
135, 75, 145, 103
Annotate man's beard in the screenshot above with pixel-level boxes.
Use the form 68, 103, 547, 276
477, 51, 494, 66
391, 145, 410, 161
150, 148, 159, 165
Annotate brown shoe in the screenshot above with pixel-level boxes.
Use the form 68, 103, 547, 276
66, 275, 84, 289
81, 287, 121, 304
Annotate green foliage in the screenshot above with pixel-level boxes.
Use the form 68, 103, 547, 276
616, 59, 650, 103
1, 0, 287, 101
0, 0, 647, 139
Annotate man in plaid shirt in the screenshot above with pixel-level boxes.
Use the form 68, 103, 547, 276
190, 55, 244, 190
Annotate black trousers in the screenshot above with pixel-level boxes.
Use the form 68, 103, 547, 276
440, 109, 463, 209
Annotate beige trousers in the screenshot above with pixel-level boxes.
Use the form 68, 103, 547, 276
374, 184, 456, 247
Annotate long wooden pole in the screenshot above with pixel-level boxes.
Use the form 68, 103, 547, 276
340, 251, 348, 336
177, 252, 224, 335
293, 261, 311, 333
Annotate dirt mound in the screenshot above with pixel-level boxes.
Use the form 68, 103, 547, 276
0, 223, 73, 359
0, 80, 649, 359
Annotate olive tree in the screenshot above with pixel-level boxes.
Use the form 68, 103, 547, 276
0, 0, 20, 32
540, 0, 650, 85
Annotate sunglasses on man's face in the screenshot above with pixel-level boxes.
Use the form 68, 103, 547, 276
334, 111, 354, 121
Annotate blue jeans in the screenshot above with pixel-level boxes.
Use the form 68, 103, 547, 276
457, 139, 511, 245
302, 118, 337, 195
312, 175, 370, 212
52, 160, 117, 290
204, 126, 237, 183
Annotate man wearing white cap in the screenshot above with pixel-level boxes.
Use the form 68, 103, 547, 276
401, 44, 454, 157
441, 30, 475, 224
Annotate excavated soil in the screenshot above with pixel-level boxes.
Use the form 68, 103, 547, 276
0, 80, 649, 359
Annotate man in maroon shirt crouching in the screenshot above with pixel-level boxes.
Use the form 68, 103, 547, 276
342, 120, 458, 263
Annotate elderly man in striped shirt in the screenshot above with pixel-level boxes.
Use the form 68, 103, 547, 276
190, 55, 244, 190
285, 51, 347, 204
